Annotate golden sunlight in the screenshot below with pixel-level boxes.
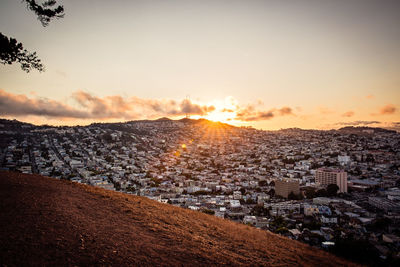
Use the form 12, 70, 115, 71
204, 111, 233, 123
202, 97, 239, 123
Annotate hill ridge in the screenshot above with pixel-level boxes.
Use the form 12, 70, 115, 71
0, 171, 357, 266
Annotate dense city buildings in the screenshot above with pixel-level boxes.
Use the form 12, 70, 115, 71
1, 118, 400, 264
368, 197, 400, 212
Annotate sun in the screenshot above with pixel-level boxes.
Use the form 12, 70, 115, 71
204, 110, 234, 123
190, 96, 241, 124
203, 98, 239, 123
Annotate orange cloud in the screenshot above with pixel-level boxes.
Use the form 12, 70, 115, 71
379, 104, 396, 115
0, 89, 296, 124
0, 89, 215, 120
342, 111, 355, 117
234, 105, 294, 122
177, 98, 214, 116
278, 107, 293, 116
0, 89, 89, 118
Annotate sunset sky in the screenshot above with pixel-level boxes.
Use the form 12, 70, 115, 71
0, 0, 399, 130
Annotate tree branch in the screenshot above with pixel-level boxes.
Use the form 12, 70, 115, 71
0, 33, 44, 72
24, 0, 65, 27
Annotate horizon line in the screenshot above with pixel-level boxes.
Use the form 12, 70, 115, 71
1, 117, 398, 133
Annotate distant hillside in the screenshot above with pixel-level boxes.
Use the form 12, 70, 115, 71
0, 172, 356, 266
0, 118, 35, 131
155, 117, 172, 121
338, 126, 396, 134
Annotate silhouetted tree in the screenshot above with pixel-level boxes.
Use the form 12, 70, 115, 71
24, 0, 65, 27
326, 184, 339, 196
316, 188, 328, 197
288, 191, 296, 200
367, 217, 392, 232
250, 205, 270, 217
288, 191, 303, 200
245, 198, 256, 204
332, 238, 380, 265
305, 187, 316, 199
258, 180, 268, 187
0, 1, 64, 72
267, 188, 275, 197
0, 33, 44, 72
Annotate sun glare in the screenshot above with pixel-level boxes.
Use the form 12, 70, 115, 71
201, 97, 239, 123
204, 110, 234, 123
181, 96, 247, 126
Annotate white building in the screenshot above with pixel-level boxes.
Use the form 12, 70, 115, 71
338, 155, 351, 166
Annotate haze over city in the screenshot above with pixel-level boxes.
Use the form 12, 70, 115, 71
0, 0, 399, 130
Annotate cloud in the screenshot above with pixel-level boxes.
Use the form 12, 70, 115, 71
379, 104, 396, 115
178, 99, 214, 116
257, 111, 275, 120
278, 107, 293, 115
240, 111, 274, 122
0, 89, 295, 123
335, 120, 381, 126
342, 111, 355, 117
234, 105, 294, 122
0, 89, 216, 120
71, 91, 136, 119
0, 89, 90, 118
366, 94, 374, 100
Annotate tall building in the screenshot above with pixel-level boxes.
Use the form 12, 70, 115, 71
275, 179, 300, 198
315, 168, 348, 193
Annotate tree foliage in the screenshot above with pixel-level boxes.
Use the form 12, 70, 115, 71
316, 188, 328, 197
326, 184, 339, 196
24, 0, 65, 27
0, 0, 64, 72
250, 205, 270, 217
305, 187, 316, 199
0, 33, 44, 72
288, 191, 303, 200
331, 238, 380, 265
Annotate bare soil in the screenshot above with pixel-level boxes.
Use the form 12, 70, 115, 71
0, 171, 357, 266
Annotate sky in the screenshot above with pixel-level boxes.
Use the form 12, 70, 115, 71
0, 0, 399, 130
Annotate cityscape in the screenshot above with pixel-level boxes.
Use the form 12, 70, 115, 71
1, 0, 400, 266
1, 118, 399, 264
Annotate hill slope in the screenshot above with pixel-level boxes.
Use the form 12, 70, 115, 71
0, 172, 356, 266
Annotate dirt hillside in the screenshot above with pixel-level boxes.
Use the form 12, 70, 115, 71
0, 171, 357, 266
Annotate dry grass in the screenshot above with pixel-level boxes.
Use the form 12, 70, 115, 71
0, 171, 359, 266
